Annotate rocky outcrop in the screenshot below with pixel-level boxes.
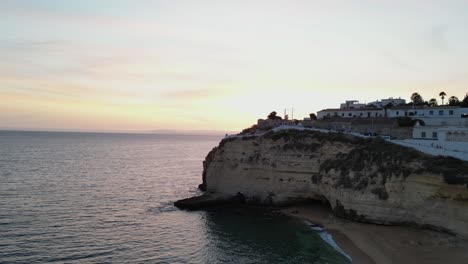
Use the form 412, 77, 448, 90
177, 129, 468, 237
174, 193, 246, 210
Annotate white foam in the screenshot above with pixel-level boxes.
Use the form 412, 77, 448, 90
304, 220, 353, 262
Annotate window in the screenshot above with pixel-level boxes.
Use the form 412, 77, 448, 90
421, 132, 426, 138
348, 113, 352, 117
341, 113, 345, 117
432, 132, 438, 138
449, 110, 454, 115
439, 110, 444, 116
396, 111, 399, 115
375, 113, 378, 116
429, 110, 434, 115
360, 113, 363, 116
334, 112, 338, 116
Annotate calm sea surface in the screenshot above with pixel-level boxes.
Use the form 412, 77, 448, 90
0, 131, 349, 263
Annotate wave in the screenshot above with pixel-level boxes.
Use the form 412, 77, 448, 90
304, 220, 353, 262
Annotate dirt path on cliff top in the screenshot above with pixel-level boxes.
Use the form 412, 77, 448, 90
280, 204, 468, 264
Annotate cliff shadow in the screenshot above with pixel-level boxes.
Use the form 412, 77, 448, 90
200, 207, 350, 264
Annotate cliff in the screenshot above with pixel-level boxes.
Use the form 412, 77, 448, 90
177, 129, 468, 237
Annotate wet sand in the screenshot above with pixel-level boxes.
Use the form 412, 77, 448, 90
280, 203, 468, 264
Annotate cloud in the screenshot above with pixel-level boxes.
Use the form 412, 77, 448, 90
0, 74, 135, 103
161, 88, 232, 100
0, 39, 65, 51
0, 38, 154, 84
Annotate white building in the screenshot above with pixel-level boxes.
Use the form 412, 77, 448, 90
413, 122, 468, 140
317, 108, 385, 119
412, 122, 440, 140
387, 106, 468, 118
340, 100, 366, 109
394, 124, 468, 161
316, 99, 385, 119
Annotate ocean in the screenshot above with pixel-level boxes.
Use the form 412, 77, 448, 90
0, 131, 349, 263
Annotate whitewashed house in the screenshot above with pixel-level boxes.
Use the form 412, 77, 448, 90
317, 108, 385, 119
317, 100, 386, 119
412, 122, 441, 139
408, 106, 468, 140
339, 100, 366, 109
413, 122, 468, 140
395, 122, 468, 161
387, 106, 468, 119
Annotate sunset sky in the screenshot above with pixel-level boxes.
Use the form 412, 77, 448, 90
1, 1, 468, 133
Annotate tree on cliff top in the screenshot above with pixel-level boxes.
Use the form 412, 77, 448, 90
411, 93, 424, 105
428, 98, 438, 107
309, 113, 317, 120
268, 111, 282, 120
448, 96, 459, 106
397, 116, 416, 127
462, 94, 468, 107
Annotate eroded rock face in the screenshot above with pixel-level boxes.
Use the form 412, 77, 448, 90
202, 130, 468, 236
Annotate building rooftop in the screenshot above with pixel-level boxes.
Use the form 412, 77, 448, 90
390, 105, 460, 110
318, 107, 384, 112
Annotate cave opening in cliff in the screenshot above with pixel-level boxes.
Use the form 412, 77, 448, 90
304, 196, 334, 215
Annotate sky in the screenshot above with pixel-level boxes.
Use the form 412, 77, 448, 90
1, 0, 468, 133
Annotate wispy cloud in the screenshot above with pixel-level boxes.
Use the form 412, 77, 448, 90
161, 88, 233, 100
2, 1, 468, 132
0, 75, 131, 102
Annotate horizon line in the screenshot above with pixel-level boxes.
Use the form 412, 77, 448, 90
0, 128, 237, 136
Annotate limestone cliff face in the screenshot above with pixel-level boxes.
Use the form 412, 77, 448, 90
202, 130, 468, 237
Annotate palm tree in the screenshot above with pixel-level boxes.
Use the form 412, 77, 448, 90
429, 98, 438, 107
439, 91, 446, 105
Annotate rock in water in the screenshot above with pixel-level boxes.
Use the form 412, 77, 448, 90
174, 193, 246, 210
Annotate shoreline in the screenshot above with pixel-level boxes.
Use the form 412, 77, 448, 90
280, 203, 468, 264
302, 220, 353, 262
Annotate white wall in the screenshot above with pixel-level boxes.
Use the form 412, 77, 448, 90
418, 117, 468, 127
392, 139, 468, 161
412, 126, 439, 139
317, 109, 385, 119
388, 107, 468, 118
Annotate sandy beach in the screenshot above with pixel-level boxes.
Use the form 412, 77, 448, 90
280, 203, 468, 264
